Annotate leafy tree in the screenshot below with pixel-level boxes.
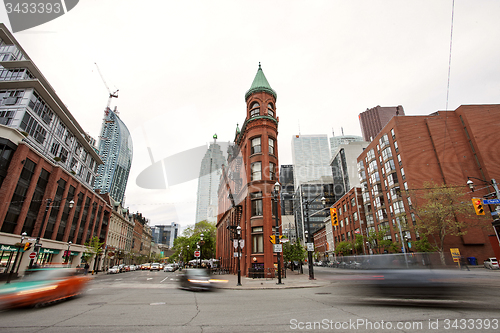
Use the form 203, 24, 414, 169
409, 182, 488, 265
84, 236, 105, 270
283, 241, 306, 263
412, 235, 433, 252
171, 220, 216, 263
334, 241, 352, 255
353, 234, 365, 254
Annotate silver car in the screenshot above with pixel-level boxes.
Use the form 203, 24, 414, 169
484, 258, 499, 269
108, 266, 120, 274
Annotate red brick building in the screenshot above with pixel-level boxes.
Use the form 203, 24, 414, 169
330, 187, 367, 255
356, 105, 500, 262
217, 64, 281, 277
0, 127, 112, 273
312, 225, 327, 262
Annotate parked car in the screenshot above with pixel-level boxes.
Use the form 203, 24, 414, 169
178, 268, 213, 291
484, 257, 499, 269
108, 266, 120, 274
164, 264, 176, 272
0, 268, 91, 309
150, 263, 160, 271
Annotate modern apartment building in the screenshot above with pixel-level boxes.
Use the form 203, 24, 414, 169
358, 105, 404, 142
330, 140, 369, 199
356, 105, 499, 260
329, 134, 364, 155
195, 139, 226, 223
94, 106, 133, 204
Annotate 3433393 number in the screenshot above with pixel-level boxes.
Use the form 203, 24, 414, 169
443, 319, 498, 330
5, 2, 62, 14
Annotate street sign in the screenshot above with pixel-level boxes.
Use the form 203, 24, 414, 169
450, 248, 460, 262
239, 239, 244, 248
233, 252, 241, 257
484, 199, 500, 204
29, 252, 36, 259
273, 244, 282, 253
194, 251, 200, 258
233, 239, 238, 249
306, 243, 314, 252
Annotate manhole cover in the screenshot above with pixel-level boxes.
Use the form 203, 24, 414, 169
88, 302, 107, 305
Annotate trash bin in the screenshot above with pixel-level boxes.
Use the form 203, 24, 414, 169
467, 257, 477, 265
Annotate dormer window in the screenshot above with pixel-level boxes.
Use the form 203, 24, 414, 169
250, 102, 260, 118
267, 103, 274, 117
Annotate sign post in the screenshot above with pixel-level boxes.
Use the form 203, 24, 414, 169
194, 251, 200, 258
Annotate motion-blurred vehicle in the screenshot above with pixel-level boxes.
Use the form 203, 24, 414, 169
178, 269, 214, 291
164, 264, 176, 272
108, 266, 120, 274
159, 263, 164, 270
141, 263, 151, 270
484, 257, 499, 269
150, 263, 160, 271
0, 268, 90, 309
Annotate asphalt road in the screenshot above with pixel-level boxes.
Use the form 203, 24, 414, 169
1, 268, 500, 333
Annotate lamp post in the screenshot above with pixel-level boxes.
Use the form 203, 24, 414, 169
273, 182, 283, 284
7, 232, 27, 284
199, 233, 204, 267
467, 177, 500, 246
65, 241, 72, 265
303, 194, 326, 280
186, 245, 189, 267
236, 225, 242, 286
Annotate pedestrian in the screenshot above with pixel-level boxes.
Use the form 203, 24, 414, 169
84, 262, 89, 275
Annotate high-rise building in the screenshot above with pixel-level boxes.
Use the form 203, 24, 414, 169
151, 222, 179, 248
195, 139, 226, 223
217, 63, 280, 277
357, 105, 499, 260
330, 134, 364, 155
94, 107, 133, 203
280, 165, 295, 241
330, 140, 369, 200
358, 105, 404, 142
291, 134, 332, 190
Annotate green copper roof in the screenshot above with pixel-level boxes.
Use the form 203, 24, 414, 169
245, 63, 277, 101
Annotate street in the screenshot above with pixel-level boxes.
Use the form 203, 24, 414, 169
1, 267, 499, 333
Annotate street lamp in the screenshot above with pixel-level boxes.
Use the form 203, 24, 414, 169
236, 225, 242, 286
303, 194, 326, 280
199, 233, 204, 267
7, 232, 27, 284
65, 241, 72, 265
273, 181, 283, 284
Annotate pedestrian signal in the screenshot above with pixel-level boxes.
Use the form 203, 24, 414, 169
472, 198, 485, 215
269, 235, 276, 244
24, 242, 31, 251
330, 208, 338, 226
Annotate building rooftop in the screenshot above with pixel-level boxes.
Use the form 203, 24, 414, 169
245, 63, 277, 101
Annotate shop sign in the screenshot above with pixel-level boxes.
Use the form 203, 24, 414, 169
40, 248, 60, 254
0, 244, 18, 251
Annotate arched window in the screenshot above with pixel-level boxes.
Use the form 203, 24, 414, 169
250, 102, 260, 118
267, 103, 274, 117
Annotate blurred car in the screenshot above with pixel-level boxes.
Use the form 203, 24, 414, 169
484, 258, 499, 269
141, 263, 151, 270
129, 265, 136, 271
159, 263, 164, 270
150, 263, 160, 271
164, 264, 176, 272
178, 269, 214, 291
0, 268, 90, 309
108, 266, 120, 274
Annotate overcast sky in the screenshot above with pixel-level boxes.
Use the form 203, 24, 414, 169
1, 1, 499, 232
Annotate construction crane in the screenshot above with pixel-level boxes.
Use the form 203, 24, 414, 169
94, 62, 118, 109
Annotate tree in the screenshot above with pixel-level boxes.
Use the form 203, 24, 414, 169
334, 241, 352, 255
353, 234, 365, 254
409, 182, 488, 265
171, 220, 217, 263
283, 241, 306, 273
84, 236, 105, 270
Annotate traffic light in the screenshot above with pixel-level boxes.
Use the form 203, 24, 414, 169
330, 208, 338, 226
269, 235, 276, 244
24, 242, 31, 251
472, 198, 485, 215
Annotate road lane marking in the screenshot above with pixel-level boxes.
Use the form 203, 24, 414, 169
160, 277, 170, 283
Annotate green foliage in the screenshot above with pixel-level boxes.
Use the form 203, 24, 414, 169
84, 236, 105, 261
412, 235, 434, 252
171, 220, 216, 262
334, 241, 352, 255
353, 234, 364, 254
282, 241, 306, 263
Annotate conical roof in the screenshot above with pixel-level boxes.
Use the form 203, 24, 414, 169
245, 63, 277, 101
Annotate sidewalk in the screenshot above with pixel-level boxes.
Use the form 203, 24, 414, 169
215, 269, 331, 290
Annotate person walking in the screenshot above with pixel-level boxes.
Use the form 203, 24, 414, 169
84, 262, 90, 275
